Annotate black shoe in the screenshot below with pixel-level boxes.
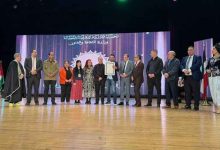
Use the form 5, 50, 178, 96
101, 102, 104, 105
162, 105, 171, 109
25, 103, 30, 106
194, 107, 199, 111
126, 102, 129, 106
52, 102, 57, 105
144, 103, 152, 107
94, 102, 99, 105
118, 102, 124, 105
184, 105, 191, 109
35, 103, 39, 106
43, 102, 47, 105
105, 101, 111, 105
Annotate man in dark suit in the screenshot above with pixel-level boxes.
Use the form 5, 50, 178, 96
162, 51, 180, 109
93, 56, 106, 105
180, 46, 202, 111
105, 54, 119, 105
146, 49, 163, 107
132, 55, 144, 107
24, 49, 43, 105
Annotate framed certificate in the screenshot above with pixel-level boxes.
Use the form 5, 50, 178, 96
105, 61, 115, 75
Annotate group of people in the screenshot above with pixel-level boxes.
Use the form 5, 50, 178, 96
2, 43, 220, 114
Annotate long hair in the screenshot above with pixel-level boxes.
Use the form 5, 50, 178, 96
74, 60, 83, 76
84, 59, 93, 69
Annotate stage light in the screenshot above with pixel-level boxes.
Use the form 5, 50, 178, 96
117, 0, 128, 3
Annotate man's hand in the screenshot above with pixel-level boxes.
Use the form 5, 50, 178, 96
131, 76, 134, 81
98, 77, 103, 81
164, 73, 169, 78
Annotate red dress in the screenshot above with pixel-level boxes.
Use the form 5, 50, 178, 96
71, 68, 83, 100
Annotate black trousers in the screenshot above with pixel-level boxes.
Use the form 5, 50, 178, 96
184, 76, 200, 107
147, 77, 161, 105
165, 79, 178, 106
134, 81, 142, 104
95, 80, 105, 103
60, 84, 71, 102
26, 76, 40, 104
44, 80, 56, 103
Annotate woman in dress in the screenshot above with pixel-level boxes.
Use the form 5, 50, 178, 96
206, 43, 220, 114
83, 59, 94, 104
59, 60, 73, 104
71, 60, 84, 104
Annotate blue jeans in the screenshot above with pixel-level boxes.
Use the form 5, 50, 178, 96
106, 79, 117, 103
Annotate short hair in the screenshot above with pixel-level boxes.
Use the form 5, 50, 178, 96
32, 49, 37, 53
48, 51, 54, 56
137, 55, 142, 60
151, 49, 158, 54
188, 46, 194, 50
110, 54, 115, 57
168, 51, 176, 57
14, 53, 20, 59
63, 60, 69, 64
124, 53, 129, 58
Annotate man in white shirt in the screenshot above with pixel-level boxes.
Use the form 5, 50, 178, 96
24, 49, 43, 106
180, 46, 202, 111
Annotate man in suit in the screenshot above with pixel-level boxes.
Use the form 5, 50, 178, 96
180, 46, 202, 111
24, 49, 42, 105
162, 51, 180, 109
118, 53, 134, 106
146, 49, 163, 107
105, 54, 119, 105
93, 56, 106, 105
131, 55, 144, 107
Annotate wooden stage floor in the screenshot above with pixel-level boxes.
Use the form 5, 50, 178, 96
0, 98, 220, 150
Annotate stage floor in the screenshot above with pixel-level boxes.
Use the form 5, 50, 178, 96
0, 98, 220, 150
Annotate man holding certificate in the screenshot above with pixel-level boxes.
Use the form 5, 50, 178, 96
118, 53, 134, 106
105, 54, 119, 105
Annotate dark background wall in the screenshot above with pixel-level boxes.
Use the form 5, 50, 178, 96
1, 0, 220, 71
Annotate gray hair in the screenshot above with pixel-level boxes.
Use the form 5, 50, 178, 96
168, 51, 176, 57
14, 53, 21, 59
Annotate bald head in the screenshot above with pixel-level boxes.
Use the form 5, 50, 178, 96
98, 56, 103, 64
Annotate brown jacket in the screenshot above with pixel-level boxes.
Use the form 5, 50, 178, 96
132, 61, 144, 84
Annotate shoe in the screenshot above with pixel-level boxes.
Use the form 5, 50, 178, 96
43, 102, 47, 105
184, 105, 191, 109
101, 102, 104, 105
174, 105, 179, 109
118, 102, 124, 105
162, 105, 171, 109
52, 102, 57, 105
105, 101, 111, 105
35, 103, 39, 106
194, 106, 199, 111
25, 103, 30, 106
157, 104, 160, 108
126, 102, 129, 106
144, 103, 152, 107
135, 103, 141, 107
94, 102, 99, 105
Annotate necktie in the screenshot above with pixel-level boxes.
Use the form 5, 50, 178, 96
123, 62, 127, 73
186, 56, 191, 69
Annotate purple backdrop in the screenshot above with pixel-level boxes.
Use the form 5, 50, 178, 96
16, 32, 170, 95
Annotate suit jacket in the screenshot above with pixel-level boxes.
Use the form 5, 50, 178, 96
119, 60, 134, 78
132, 61, 144, 84
162, 58, 180, 81
24, 57, 43, 79
180, 55, 202, 81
